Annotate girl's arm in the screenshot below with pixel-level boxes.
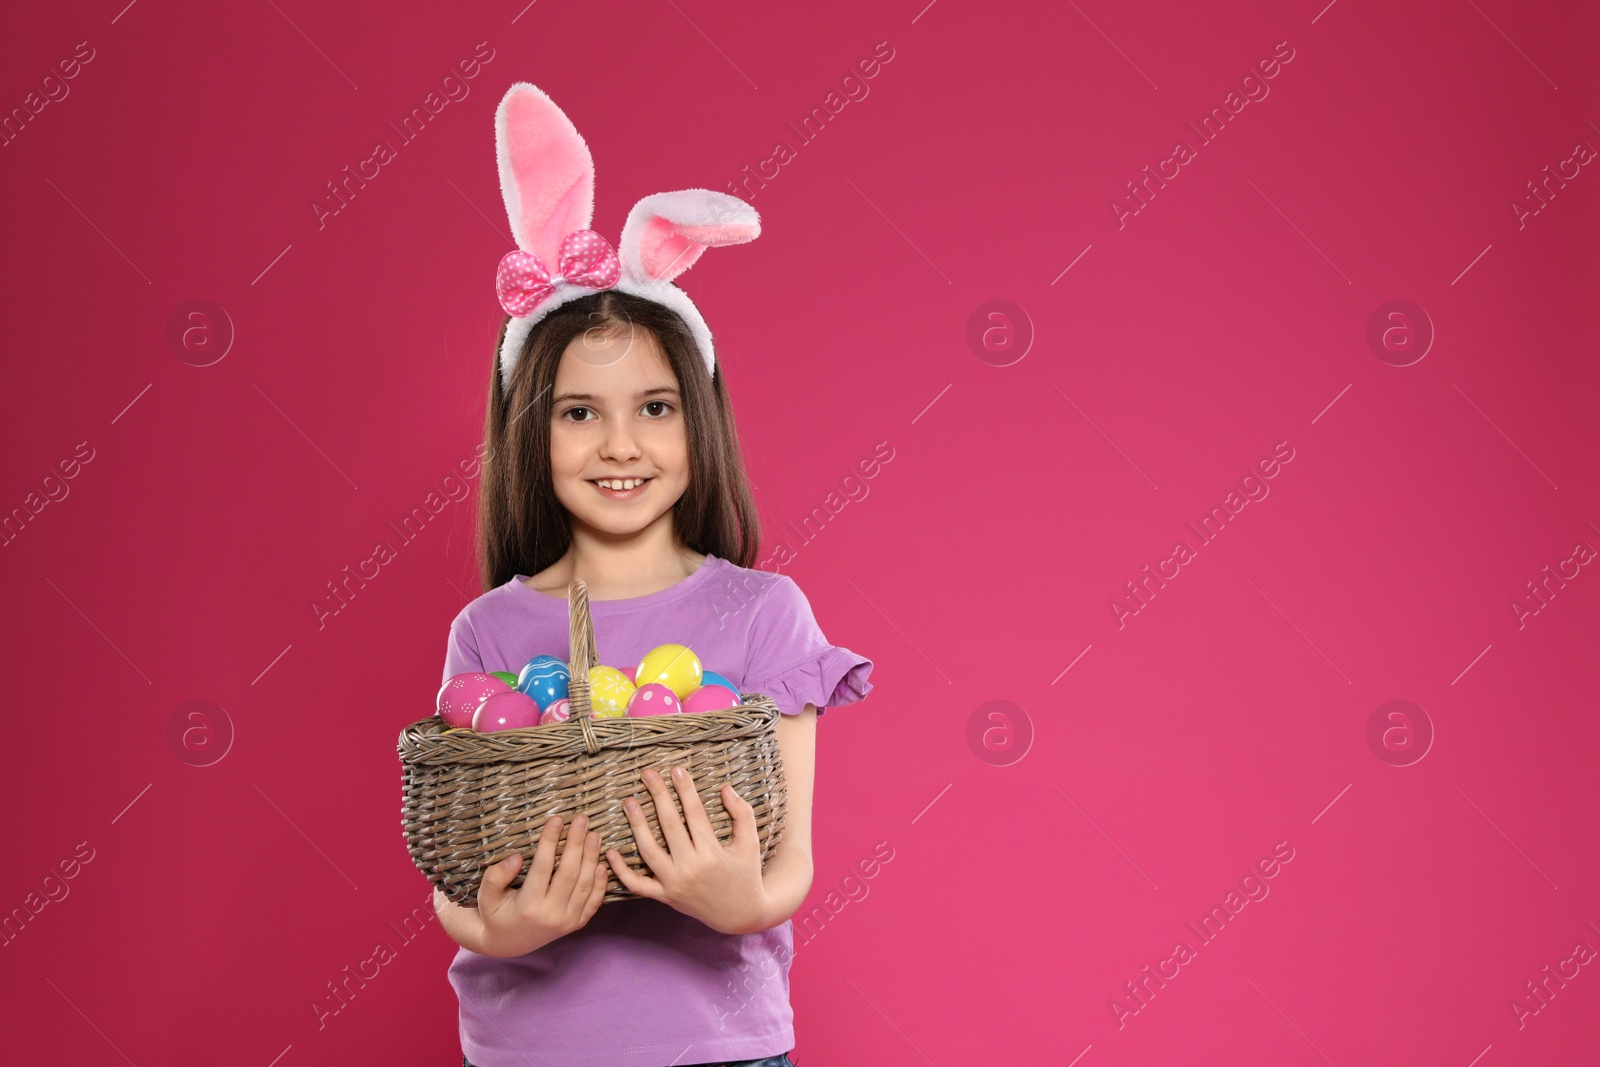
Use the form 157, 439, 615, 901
746, 702, 818, 931
604, 703, 820, 934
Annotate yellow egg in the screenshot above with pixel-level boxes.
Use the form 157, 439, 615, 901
636, 644, 704, 699
587, 666, 636, 717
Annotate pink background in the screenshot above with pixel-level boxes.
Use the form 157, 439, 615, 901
3, 0, 1597, 1064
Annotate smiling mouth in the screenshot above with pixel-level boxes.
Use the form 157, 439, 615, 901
589, 478, 652, 500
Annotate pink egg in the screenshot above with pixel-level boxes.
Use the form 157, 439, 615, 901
472, 691, 541, 732
683, 684, 741, 714
618, 666, 636, 683
627, 682, 682, 717
437, 672, 511, 728
538, 698, 571, 726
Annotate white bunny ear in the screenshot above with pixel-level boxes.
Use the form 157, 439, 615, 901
495, 83, 594, 266
619, 190, 760, 285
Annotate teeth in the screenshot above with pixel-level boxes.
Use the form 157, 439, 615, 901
596, 478, 646, 490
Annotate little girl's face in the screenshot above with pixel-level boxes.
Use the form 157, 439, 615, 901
547, 324, 689, 538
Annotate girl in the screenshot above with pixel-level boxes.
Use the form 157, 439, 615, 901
431, 84, 874, 1067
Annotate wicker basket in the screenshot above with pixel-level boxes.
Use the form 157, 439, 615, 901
399, 577, 788, 907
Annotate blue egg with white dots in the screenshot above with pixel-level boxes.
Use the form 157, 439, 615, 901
516, 655, 570, 711
701, 670, 739, 696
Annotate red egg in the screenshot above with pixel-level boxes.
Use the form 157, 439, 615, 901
437, 672, 511, 728
538, 698, 571, 726
682, 684, 741, 714
473, 691, 541, 732
627, 682, 682, 717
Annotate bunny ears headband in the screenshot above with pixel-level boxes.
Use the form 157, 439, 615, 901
492, 82, 761, 389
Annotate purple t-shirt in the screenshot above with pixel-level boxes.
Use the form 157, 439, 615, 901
438, 554, 873, 1067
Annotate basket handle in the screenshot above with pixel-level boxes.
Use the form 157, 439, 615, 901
566, 578, 597, 718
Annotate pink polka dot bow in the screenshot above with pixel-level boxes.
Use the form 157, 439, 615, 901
496, 229, 622, 317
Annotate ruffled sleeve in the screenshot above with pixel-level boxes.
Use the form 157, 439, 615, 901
740, 576, 874, 717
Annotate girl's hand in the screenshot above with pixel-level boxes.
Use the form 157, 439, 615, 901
470, 814, 608, 958
605, 766, 772, 935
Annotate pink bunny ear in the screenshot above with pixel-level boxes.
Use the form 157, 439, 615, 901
495, 83, 594, 267
619, 190, 760, 284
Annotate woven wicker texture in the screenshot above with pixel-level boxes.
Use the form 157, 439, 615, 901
399, 577, 789, 907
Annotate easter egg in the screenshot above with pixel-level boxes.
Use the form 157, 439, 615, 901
437, 673, 511, 728
683, 684, 741, 714
516, 655, 571, 710
636, 644, 703, 699
538, 698, 571, 726
490, 671, 518, 687
587, 666, 636, 718
472, 691, 541, 732
627, 683, 682, 717
701, 670, 739, 695
618, 666, 636, 683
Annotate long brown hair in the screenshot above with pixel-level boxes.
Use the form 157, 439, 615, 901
476, 290, 761, 591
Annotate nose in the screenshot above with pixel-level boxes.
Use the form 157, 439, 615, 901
598, 417, 642, 462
